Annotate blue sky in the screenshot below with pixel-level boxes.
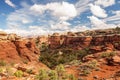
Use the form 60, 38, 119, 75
0, 0, 120, 36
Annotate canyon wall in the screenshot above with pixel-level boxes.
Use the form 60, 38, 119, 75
48, 34, 120, 52
0, 31, 40, 63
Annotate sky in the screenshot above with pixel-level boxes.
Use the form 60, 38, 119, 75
0, 0, 120, 36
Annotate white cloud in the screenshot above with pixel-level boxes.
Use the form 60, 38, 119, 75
89, 4, 107, 18
7, 8, 33, 28
104, 10, 120, 24
70, 26, 90, 32
51, 21, 70, 30
95, 0, 115, 7
88, 16, 115, 29
75, 0, 90, 15
4, 26, 49, 37
5, 0, 16, 8
30, 2, 77, 20
30, 4, 46, 14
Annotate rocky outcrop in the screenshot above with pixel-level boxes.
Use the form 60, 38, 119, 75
48, 34, 120, 51
0, 39, 40, 63
14, 39, 40, 62
7, 33, 21, 41
0, 31, 7, 40
0, 41, 22, 63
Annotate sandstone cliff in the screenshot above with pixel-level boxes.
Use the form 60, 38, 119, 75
0, 31, 43, 65
48, 34, 120, 52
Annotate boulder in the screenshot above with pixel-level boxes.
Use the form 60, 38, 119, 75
112, 56, 120, 63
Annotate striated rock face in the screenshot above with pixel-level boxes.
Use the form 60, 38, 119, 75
49, 34, 120, 51
0, 41, 22, 63
0, 39, 40, 63
14, 39, 40, 62
49, 36, 61, 49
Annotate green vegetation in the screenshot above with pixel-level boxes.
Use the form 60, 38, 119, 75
69, 60, 82, 66
69, 74, 77, 80
88, 60, 99, 69
35, 69, 49, 80
35, 64, 77, 80
39, 48, 89, 68
100, 51, 116, 58
26, 69, 33, 74
14, 70, 23, 78
40, 42, 49, 52
0, 60, 6, 66
81, 69, 91, 76
49, 70, 58, 80
0, 68, 3, 73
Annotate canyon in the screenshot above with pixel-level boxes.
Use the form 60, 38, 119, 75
0, 28, 119, 80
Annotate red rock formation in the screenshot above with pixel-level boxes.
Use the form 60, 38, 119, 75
0, 39, 40, 63
48, 34, 120, 51
0, 41, 22, 63
14, 39, 40, 62
49, 36, 61, 49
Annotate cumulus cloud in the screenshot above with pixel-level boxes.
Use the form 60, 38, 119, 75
88, 16, 115, 29
7, 8, 33, 28
5, 0, 118, 36
70, 26, 90, 32
30, 2, 77, 20
5, 0, 16, 8
6, 1, 78, 36
51, 21, 70, 30
94, 0, 115, 7
89, 4, 107, 18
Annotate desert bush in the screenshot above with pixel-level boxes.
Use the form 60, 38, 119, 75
39, 49, 88, 68
55, 64, 65, 76
69, 74, 77, 80
49, 70, 58, 80
40, 42, 49, 51
26, 69, 33, 74
14, 70, 23, 78
0, 68, 3, 73
100, 51, 116, 58
81, 69, 91, 76
35, 67, 77, 80
88, 60, 99, 69
35, 69, 49, 80
0, 60, 6, 66
69, 60, 82, 66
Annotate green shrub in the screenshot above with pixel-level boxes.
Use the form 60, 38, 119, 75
35, 68, 77, 80
14, 70, 23, 78
0, 68, 3, 73
69, 74, 77, 80
40, 43, 48, 51
100, 51, 116, 58
55, 64, 65, 76
81, 69, 91, 76
0, 60, 6, 66
49, 70, 58, 80
26, 69, 33, 74
39, 49, 88, 68
69, 60, 82, 66
88, 60, 98, 69
35, 69, 49, 80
